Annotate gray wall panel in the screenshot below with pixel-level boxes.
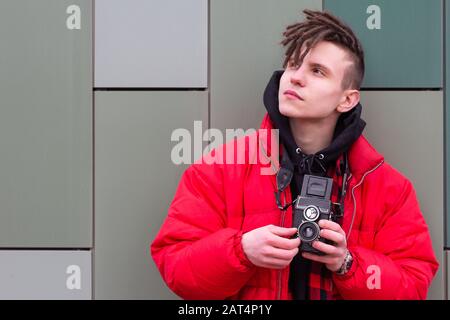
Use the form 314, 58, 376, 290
0, 250, 91, 300
445, 0, 450, 249
447, 250, 449, 299
361, 91, 444, 300
94, 91, 207, 299
0, 0, 92, 247
95, 0, 208, 88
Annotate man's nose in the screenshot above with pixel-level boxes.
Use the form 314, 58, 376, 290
290, 65, 306, 87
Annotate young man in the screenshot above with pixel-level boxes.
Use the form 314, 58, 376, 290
151, 10, 438, 300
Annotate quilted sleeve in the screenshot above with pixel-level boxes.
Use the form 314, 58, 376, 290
150, 148, 256, 299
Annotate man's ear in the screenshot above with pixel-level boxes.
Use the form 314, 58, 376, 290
337, 90, 360, 113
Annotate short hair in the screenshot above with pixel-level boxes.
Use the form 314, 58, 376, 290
281, 9, 365, 90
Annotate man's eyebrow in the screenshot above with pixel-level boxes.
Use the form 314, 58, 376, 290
308, 62, 333, 75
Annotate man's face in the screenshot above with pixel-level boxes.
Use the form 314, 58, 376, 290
278, 41, 354, 120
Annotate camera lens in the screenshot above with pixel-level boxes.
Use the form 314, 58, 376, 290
298, 221, 320, 242
304, 226, 314, 238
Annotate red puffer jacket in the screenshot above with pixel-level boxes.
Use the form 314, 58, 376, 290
151, 114, 439, 300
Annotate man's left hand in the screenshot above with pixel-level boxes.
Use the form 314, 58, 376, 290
301, 219, 347, 272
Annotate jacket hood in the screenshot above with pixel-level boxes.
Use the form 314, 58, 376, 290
263, 70, 367, 175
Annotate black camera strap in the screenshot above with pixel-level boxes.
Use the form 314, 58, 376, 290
333, 152, 349, 218
275, 146, 295, 211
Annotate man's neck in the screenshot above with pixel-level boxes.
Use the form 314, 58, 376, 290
288, 115, 339, 155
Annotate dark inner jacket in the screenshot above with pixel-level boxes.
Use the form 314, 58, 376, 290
263, 70, 366, 299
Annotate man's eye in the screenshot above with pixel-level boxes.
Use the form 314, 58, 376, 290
288, 61, 299, 69
313, 68, 324, 76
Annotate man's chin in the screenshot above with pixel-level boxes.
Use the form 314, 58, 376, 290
279, 106, 300, 118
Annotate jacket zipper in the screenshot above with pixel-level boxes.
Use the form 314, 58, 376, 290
277, 192, 287, 300
347, 160, 384, 240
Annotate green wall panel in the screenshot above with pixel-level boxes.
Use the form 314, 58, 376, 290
324, 0, 443, 88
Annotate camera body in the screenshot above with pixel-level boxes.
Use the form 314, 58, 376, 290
293, 174, 342, 255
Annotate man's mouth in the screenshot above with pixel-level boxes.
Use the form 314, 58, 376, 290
284, 90, 304, 100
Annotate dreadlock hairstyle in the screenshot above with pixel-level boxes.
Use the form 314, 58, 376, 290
281, 9, 365, 90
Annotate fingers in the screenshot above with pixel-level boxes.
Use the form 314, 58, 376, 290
311, 240, 339, 255
268, 235, 300, 250
301, 252, 337, 265
261, 257, 294, 269
319, 229, 346, 246
269, 225, 298, 237
258, 244, 299, 269
318, 220, 345, 236
265, 225, 300, 249
242, 225, 301, 269
266, 246, 299, 261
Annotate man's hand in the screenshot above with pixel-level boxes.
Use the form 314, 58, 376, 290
241, 224, 300, 269
301, 219, 347, 272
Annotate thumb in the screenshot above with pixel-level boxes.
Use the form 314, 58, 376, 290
268, 225, 298, 237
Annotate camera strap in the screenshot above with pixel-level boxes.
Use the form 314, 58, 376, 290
275, 146, 294, 210
334, 152, 349, 218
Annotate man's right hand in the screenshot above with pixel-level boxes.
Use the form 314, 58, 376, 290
241, 224, 300, 269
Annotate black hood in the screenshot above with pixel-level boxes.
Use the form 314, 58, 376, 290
263, 70, 366, 175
